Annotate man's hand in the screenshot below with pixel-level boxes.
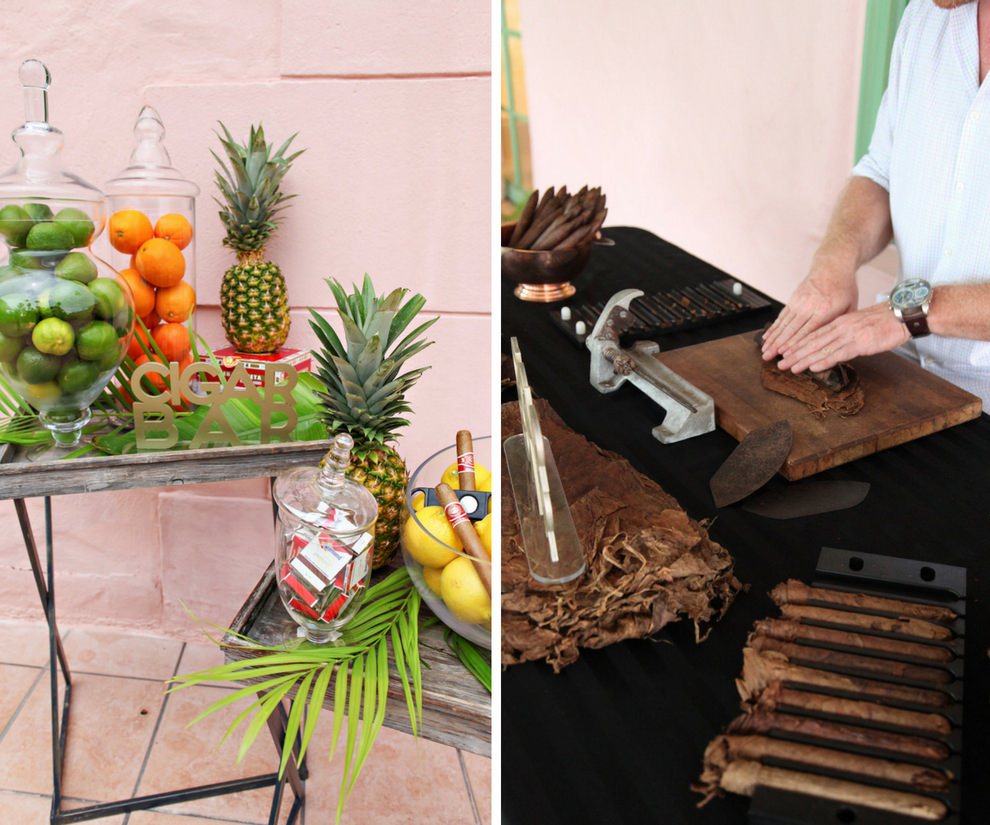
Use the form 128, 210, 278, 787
774, 302, 910, 373
760, 263, 859, 360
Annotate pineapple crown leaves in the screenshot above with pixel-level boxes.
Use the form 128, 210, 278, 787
211, 121, 305, 252
308, 274, 438, 448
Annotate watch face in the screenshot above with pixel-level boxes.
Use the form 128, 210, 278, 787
891, 279, 932, 310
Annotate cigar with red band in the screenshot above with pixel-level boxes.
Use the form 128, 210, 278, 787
456, 430, 476, 490
436, 482, 492, 596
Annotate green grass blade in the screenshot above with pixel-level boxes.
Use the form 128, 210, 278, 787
329, 661, 348, 761
186, 671, 303, 728
237, 681, 294, 764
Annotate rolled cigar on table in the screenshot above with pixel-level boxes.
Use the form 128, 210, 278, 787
748, 632, 953, 685
754, 618, 954, 664
508, 189, 538, 247
701, 735, 951, 794
455, 430, 476, 490
749, 681, 952, 736
727, 710, 951, 761
771, 580, 958, 623
531, 205, 595, 251
435, 482, 492, 595
778, 603, 953, 641
737, 648, 950, 708
717, 759, 947, 821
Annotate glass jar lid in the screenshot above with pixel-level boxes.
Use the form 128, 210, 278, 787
104, 105, 200, 198
0, 59, 103, 205
273, 435, 378, 535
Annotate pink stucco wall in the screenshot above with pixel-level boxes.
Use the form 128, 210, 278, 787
0, 2, 492, 635
517, 0, 899, 308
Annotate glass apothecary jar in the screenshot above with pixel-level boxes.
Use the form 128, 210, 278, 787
0, 59, 135, 450
273, 434, 379, 644
104, 106, 199, 365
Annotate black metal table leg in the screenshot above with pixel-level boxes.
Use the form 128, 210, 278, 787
13, 496, 306, 824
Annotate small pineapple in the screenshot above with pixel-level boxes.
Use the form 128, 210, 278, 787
213, 122, 304, 353
309, 275, 437, 568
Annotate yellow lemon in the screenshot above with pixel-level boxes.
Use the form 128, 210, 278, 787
421, 565, 444, 596
410, 490, 426, 511
440, 556, 492, 625
440, 460, 492, 492
474, 513, 492, 557
402, 506, 462, 568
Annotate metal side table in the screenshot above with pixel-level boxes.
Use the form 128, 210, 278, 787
0, 439, 333, 824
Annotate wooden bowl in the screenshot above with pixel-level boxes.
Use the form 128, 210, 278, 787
500, 221, 594, 302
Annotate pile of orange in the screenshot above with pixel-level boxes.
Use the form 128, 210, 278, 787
109, 210, 196, 406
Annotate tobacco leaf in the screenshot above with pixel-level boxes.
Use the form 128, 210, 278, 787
501, 399, 742, 672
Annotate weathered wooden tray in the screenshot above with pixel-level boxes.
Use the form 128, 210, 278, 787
0, 439, 334, 500
221, 562, 492, 757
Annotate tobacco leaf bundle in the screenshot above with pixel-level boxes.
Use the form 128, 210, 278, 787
507, 185, 608, 251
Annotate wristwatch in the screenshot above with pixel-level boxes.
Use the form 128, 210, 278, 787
889, 278, 932, 338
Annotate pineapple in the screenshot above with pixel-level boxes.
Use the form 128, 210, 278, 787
213, 122, 304, 353
309, 275, 437, 569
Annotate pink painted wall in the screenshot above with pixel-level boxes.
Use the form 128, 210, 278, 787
0, 1, 492, 636
516, 0, 899, 308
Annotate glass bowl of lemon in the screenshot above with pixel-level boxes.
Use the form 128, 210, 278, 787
401, 436, 492, 648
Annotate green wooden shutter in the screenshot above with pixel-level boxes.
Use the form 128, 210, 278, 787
501, 0, 531, 206
855, 0, 910, 162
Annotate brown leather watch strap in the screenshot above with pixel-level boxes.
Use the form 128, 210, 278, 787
904, 310, 930, 337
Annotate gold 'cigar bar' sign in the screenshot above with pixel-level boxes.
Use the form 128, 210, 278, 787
131, 360, 299, 450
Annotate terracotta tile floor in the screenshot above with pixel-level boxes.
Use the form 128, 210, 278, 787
0, 621, 491, 824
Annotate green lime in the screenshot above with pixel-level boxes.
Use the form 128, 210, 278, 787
32, 317, 75, 356
23, 380, 62, 406
53, 207, 95, 248
57, 358, 99, 394
16, 346, 62, 383
89, 277, 127, 320
75, 320, 117, 361
96, 342, 123, 372
0, 329, 23, 362
54, 251, 98, 284
26, 222, 75, 252
22, 203, 54, 223
38, 280, 96, 322
0, 292, 38, 337
0, 204, 31, 246
113, 303, 134, 337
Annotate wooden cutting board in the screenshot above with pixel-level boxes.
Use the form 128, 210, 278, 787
659, 331, 983, 480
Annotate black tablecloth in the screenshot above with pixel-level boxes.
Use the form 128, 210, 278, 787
500, 226, 990, 824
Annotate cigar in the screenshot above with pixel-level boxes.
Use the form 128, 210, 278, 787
749, 681, 952, 736
531, 205, 594, 251
703, 735, 951, 794
508, 189, 538, 247
778, 603, 953, 641
736, 648, 950, 708
515, 200, 565, 249
455, 430, 476, 491
747, 633, 953, 686
753, 618, 954, 664
435, 482, 492, 595
727, 710, 950, 762
770, 580, 958, 623
717, 759, 947, 820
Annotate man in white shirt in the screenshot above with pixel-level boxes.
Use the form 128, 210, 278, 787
761, 0, 990, 406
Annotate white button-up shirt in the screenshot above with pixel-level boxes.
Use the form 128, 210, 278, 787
854, 0, 990, 404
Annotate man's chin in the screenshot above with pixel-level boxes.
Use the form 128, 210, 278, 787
931, 0, 976, 8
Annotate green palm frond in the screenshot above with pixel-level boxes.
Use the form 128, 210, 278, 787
169, 567, 424, 825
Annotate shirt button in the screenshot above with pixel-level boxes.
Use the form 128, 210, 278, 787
957, 182, 965, 192
945, 248, 953, 256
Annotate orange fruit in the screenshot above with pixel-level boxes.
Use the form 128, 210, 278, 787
127, 321, 157, 361
119, 268, 156, 318
151, 321, 192, 362
108, 210, 154, 255
134, 238, 185, 287
155, 280, 195, 323
141, 308, 161, 329
154, 213, 193, 250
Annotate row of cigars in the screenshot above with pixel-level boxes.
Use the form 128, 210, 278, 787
696, 579, 962, 822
